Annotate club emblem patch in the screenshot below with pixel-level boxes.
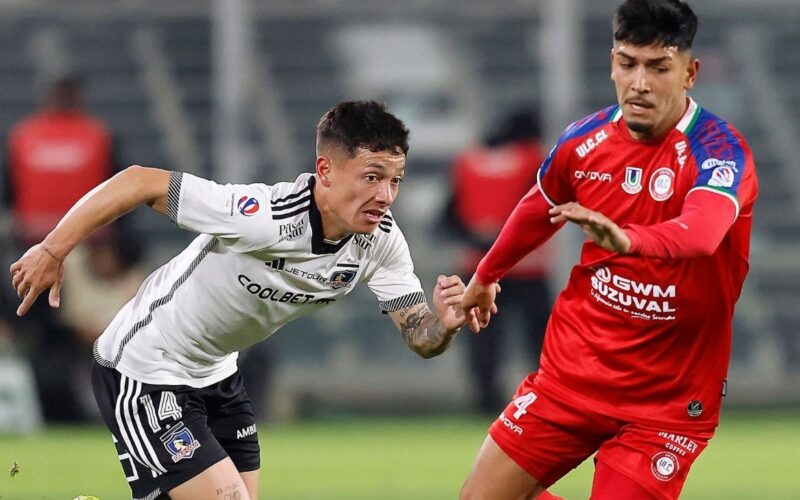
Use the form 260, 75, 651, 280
648, 167, 675, 201
329, 270, 357, 290
651, 451, 679, 481
622, 166, 643, 194
161, 423, 201, 463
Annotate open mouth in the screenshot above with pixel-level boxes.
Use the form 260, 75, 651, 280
363, 209, 385, 224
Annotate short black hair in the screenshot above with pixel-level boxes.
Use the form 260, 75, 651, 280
613, 0, 698, 52
316, 100, 409, 157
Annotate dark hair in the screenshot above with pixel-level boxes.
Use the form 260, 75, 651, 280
46, 75, 83, 110
613, 0, 698, 52
316, 100, 409, 157
486, 107, 541, 148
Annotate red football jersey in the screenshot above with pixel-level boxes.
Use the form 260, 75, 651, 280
527, 98, 756, 430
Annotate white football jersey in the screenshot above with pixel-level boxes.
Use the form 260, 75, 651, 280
94, 172, 425, 387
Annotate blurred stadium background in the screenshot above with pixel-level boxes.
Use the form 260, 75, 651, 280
1, 0, 799, 498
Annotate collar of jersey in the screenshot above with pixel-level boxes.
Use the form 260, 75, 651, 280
307, 176, 354, 254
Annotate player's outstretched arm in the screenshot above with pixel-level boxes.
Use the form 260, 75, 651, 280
9, 165, 171, 316
549, 202, 632, 254
388, 275, 477, 358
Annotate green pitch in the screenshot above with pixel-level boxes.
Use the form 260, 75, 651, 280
1, 410, 798, 499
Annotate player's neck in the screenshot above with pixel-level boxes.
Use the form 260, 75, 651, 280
312, 183, 350, 241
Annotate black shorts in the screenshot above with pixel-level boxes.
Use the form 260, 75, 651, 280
92, 361, 260, 499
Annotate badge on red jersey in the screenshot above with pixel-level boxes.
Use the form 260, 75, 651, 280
622, 166, 643, 194
651, 451, 679, 481
648, 168, 675, 201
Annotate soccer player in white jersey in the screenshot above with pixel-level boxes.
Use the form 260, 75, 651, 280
10, 101, 485, 500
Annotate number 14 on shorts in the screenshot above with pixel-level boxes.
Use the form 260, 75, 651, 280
512, 392, 538, 419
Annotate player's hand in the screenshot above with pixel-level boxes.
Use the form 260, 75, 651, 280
459, 275, 500, 333
431, 274, 474, 332
9, 244, 65, 316
549, 202, 631, 253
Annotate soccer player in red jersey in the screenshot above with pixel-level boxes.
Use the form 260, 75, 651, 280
458, 1, 758, 499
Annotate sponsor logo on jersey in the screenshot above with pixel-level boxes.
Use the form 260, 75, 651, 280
648, 167, 674, 201
651, 451, 679, 481
238, 274, 333, 305
621, 166, 643, 194
265, 258, 286, 270
160, 423, 201, 463
574, 170, 612, 182
237, 196, 260, 216
279, 221, 305, 241
499, 414, 524, 435
701, 158, 737, 172
237, 424, 257, 439
263, 260, 359, 289
708, 166, 735, 188
329, 270, 357, 290
675, 140, 688, 169
352, 233, 376, 250
687, 400, 703, 418
658, 431, 699, 456
590, 267, 676, 320
575, 129, 609, 158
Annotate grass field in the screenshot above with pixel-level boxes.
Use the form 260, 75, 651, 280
1, 410, 798, 499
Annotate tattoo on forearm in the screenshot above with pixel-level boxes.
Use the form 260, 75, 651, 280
399, 306, 456, 358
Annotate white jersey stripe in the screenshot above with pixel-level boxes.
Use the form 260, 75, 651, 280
272, 203, 311, 220
271, 185, 310, 204
121, 377, 160, 475
115, 375, 148, 471
131, 380, 167, 474
271, 194, 311, 212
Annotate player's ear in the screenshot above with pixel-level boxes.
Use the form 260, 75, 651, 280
609, 48, 615, 80
316, 155, 332, 187
684, 58, 700, 90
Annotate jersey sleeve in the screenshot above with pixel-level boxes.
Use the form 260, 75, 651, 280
364, 224, 425, 313
625, 189, 737, 258
166, 171, 274, 252
475, 186, 561, 284
536, 139, 574, 207
686, 117, 757, 218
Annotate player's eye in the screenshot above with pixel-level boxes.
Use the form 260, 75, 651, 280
365, 174, 379, 182
392, 177, 404, 185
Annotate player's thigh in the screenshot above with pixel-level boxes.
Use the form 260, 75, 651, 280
460, 435, 545, 500
206, 370, 261, 475
462, 375, 615, 499
594, 423, 713, 500
168, 457, 251, 500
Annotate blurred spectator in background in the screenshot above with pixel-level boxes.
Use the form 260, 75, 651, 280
446, 108, 554, 414
5, 75, 115, 245
1, 75, 121, 422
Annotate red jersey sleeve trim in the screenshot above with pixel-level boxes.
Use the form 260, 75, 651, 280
624, 189, 737, 258
475, 186, 560, 284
